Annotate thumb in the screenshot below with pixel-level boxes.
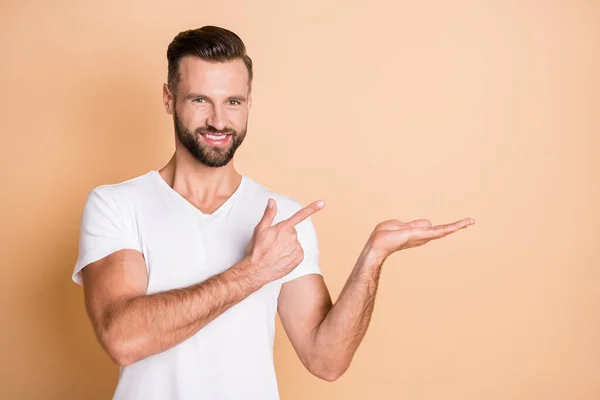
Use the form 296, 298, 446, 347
256, 198, 277, 231
405, 219, 432, 229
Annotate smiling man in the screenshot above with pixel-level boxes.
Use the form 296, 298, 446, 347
72, 26, 475, 400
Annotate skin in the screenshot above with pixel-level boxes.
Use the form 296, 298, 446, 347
81, 55, 475, 381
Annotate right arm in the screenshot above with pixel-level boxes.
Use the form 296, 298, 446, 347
82, 197, 325, 366
82, 250, 263, 367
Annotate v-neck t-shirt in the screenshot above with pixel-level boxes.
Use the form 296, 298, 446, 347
72, 170, 322, 400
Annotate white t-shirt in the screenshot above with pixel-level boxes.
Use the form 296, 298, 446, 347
72, 170, 322, 400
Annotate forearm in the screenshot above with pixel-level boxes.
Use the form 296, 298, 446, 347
100, 258, 262, 365
312, 245, 384, 377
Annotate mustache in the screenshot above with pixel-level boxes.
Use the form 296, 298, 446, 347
195, 125, 237, 135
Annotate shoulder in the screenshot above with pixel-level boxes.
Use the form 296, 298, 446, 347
83, 171, 155, 214
86, 171, 154, 200
242, 176, 306, 220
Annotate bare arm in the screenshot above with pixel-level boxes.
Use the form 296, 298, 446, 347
279, 217, 475, 381
277, 247, 379, 382
82, 198, 325, 367
82, 249, 262, 366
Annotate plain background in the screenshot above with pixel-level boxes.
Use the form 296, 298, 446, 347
1, 0, 598, 399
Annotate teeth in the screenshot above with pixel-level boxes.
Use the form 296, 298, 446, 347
205, 134, 227, 140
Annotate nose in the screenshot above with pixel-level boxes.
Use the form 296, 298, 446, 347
206, 104, 227, 131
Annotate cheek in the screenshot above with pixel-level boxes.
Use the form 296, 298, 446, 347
181, 107, 209, 128
229, 109, 249, 129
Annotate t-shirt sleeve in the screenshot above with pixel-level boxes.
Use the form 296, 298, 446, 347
280, 208, 323, 284
72, 187, 142, 285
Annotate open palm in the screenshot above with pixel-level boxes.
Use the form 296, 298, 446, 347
368, 218, 475, 261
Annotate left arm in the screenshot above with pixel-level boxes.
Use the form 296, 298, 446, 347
278, 217, 475, 381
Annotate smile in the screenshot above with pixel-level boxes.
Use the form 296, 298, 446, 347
200, 133, 232, 146
202, 133, 230, 140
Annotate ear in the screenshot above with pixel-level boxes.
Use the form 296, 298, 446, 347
163, 83, 175, 115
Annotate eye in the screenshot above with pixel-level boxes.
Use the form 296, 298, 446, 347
192, 98, 207, 103
227, 100, 241, 106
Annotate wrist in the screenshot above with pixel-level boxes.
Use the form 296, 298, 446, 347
227, 258, 267, 292
358, 240, 386, 273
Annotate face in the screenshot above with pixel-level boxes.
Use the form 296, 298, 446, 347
163, 56, 251, 168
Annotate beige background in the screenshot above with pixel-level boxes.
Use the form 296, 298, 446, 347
1, 0, 599, 399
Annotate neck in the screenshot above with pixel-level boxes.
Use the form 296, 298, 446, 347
158, 152, 242, 206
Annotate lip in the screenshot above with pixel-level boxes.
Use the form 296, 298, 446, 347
200, 133, 232, 146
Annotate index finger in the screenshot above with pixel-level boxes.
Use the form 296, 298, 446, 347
417, 218, 475, 240
279, 200, 325, 229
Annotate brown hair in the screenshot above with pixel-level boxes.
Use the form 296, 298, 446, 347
166, 26, 253, 95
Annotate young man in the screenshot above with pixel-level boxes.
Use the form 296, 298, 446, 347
72, 26, 475, 400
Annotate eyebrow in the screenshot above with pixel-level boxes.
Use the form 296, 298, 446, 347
185, 93, 248, 102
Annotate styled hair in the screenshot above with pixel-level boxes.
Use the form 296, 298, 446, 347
166, 26, 253, 94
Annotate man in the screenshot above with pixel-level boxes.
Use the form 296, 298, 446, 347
72, 25, 475, 399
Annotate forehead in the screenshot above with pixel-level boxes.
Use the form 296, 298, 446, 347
177, 56, 249, 96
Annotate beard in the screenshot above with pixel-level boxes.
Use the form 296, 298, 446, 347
174, 110, 247, 168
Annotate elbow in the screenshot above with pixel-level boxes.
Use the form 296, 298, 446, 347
308, 359, 349, 382
101, 335, 135, 367
104, 337, 140, 367
111, 349, 137, 368
93, 303, 142, 367
321, 365, 349, 382
318, 370, 344, 382
98, 326, 140, 367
